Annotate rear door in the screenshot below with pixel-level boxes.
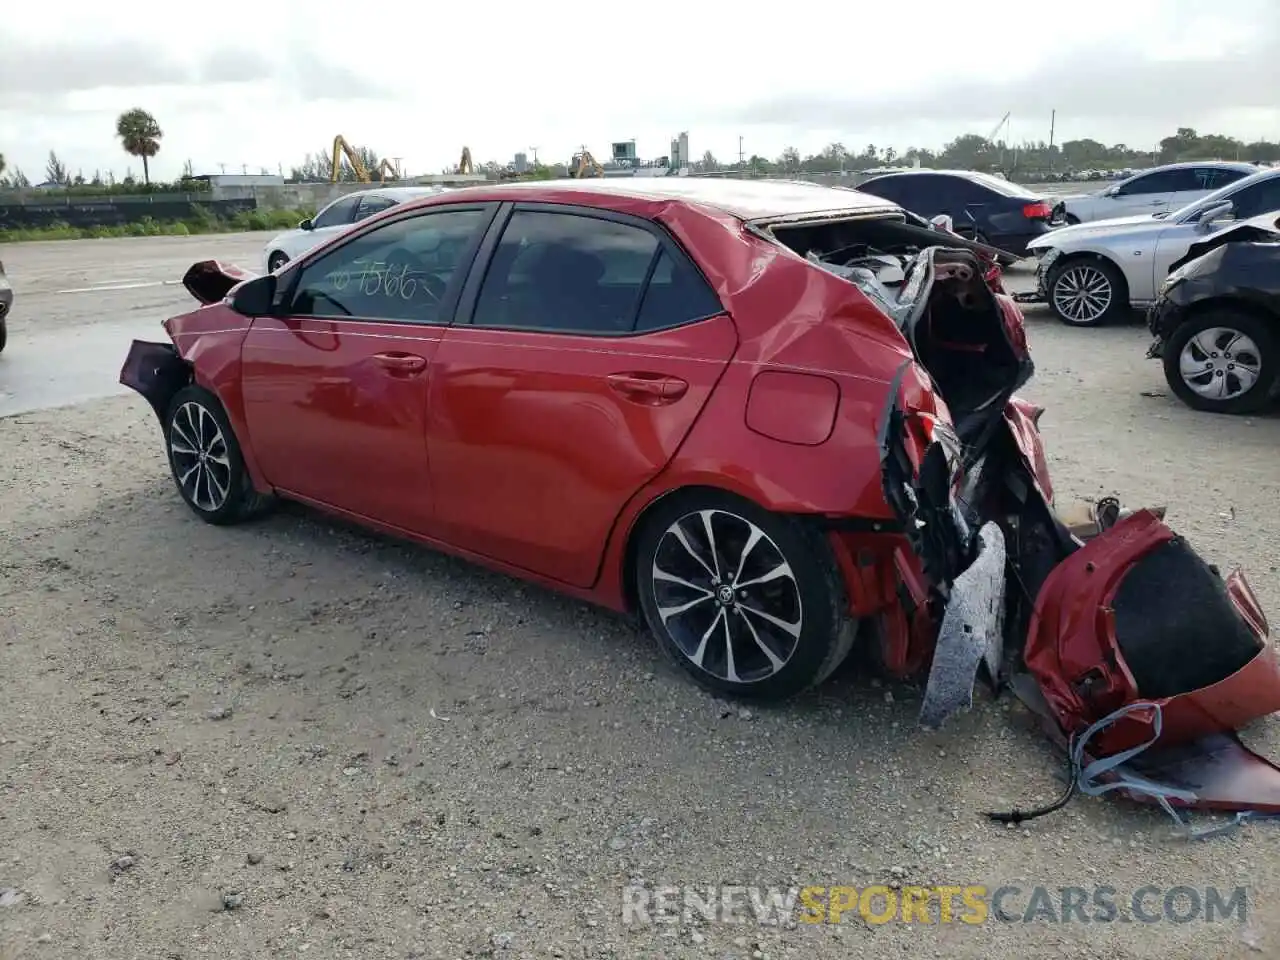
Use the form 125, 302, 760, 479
427, 202, 736, 587
353, 193, 398, 223
1162, 166, 1221, 211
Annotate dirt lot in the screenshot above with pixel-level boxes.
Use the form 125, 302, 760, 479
2, 234, 1280, 959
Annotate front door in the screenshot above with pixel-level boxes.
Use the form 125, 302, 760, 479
428, 204, 737, 587
240, 204, 496, 532
1110, 169, 1179, 217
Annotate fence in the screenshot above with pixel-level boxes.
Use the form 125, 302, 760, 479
0, 195, 257, 230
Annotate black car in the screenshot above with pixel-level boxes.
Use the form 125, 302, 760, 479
1146, 217, 1280, 414
855, 170, 1058, 260
0, 257, 12, 354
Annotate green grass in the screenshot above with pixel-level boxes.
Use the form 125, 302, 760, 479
0, 206, 315, 243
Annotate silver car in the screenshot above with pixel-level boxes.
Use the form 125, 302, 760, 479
1025, 167, 1280, 326
260, 186, 452, 273
1053, 161, 1257, 224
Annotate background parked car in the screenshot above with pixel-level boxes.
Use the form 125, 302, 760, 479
1146, 221, 1280, 414
1052, 161, 1257, 224
0, 258, 12, 354
260, 186, 453, 272
1026, 167, 1280, 326
855, 169, 1057, 261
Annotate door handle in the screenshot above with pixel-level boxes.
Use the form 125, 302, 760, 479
606, 372, 689, 403
373, 352, 427, 374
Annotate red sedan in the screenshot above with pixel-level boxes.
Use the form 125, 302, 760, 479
123, 179, 1280, 821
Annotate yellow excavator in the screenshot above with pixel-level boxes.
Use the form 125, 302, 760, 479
456, 147, 474, 175
568, 149, 604, 178
329, 134, 399, 183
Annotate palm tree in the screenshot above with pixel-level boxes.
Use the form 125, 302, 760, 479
115, 109, 163, 185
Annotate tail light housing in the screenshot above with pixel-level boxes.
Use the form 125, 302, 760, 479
1022, 201, 1054, 220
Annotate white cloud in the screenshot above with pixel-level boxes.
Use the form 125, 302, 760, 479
1, 0, 1278, 181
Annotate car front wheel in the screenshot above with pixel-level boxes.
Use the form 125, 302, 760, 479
164, 385, 274, 524
634, 491, 856, 701
1163, 309, 1276, 415
267, 251, 290, 272
1046, 256, 1127, 327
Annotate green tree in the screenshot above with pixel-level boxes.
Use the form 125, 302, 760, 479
115, 108, 163, 184
45, 150, 68, 185
0, 152, 6, 178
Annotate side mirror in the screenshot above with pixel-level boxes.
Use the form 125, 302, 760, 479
299, 218, 314, 231
228, 274, 277, 317
1196, 200, 1234, 231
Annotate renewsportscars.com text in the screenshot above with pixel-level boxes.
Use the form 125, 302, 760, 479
621, 884, 1249, 926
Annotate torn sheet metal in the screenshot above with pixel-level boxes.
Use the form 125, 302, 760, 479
919, 521, 1006, 730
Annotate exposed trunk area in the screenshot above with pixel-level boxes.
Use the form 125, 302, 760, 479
768, 216, 1032, 450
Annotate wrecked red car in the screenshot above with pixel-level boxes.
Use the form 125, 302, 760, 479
120, 178, 1280, 828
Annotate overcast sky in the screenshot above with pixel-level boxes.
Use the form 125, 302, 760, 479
2, 0, 1278, 181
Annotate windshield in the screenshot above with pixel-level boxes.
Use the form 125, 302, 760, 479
1172, 168, 1272, 222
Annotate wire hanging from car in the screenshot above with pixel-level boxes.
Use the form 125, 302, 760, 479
985, 732, 1079, 824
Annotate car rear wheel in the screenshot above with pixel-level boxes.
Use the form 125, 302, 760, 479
1045, 256, 1127, 327
267, 251, 290, 272
1065, 214, 1081, 225
164, 385, 274, 525
634, 490, 856, 701
1162, 309, 1276, 415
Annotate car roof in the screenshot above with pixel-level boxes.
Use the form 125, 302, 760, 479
1132, 160, 1259, 173
401, 177, 897, 222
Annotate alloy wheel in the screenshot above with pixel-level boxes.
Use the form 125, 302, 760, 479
168, 401, 232, 512
1052, 264, 1113, 323
1178, 327, 1262, 402
649, 509, 803, 684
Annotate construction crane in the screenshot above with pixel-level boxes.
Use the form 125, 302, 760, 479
568, 149, 604, 178
329, 134, 399, 183
987, 113, 1011, 145
456, 147, 474, 175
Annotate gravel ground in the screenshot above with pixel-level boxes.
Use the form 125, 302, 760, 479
2, 234, 1280, 959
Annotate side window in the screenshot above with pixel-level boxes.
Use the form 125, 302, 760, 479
1208, 168, 1249, 190
289, 208, 488, 324
354, 195, 396, 222
948, 178, 992, 206
311, 195, 360, 229
1117, 171, 1178, 196
470, 210, 660, 334
1225, 178, 1280, 219
1164, 168, 1212, 192
635, 250, 724, 333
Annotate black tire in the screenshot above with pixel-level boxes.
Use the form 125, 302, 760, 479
0, 318, 6, 355
267, 251, 290, 272
1162, 308, 1277, 415
1045, 255, 1127, 327
163, 385, 274, 525
1065, 214, 1081, 225
633, 489, 856, 701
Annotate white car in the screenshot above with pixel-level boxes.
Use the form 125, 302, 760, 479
1026, 166, 1280, 326
261, 186, 452, 273
1052, 161, 1257, 225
